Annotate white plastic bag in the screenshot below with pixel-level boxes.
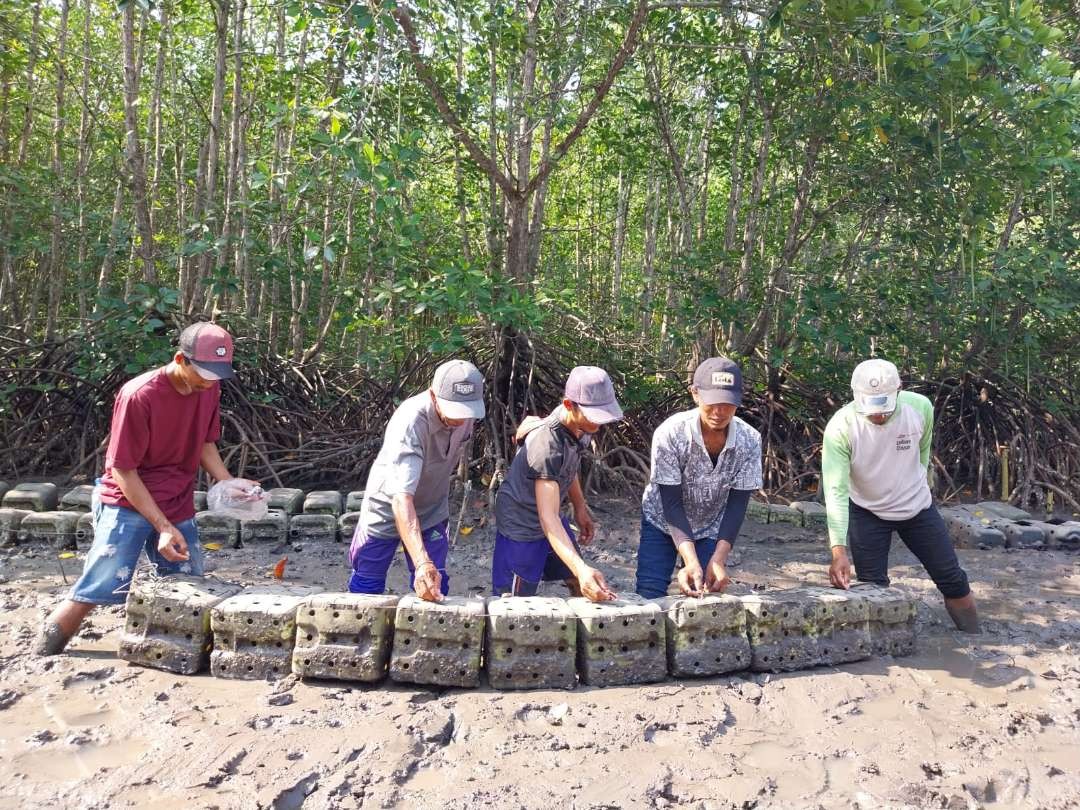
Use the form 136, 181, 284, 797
207, 479, 269, 520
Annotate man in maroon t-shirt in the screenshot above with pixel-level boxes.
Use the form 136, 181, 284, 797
36, 323, 256, 655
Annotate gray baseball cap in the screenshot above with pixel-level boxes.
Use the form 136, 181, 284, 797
851, 358, 901, 415
564, 366, 623, 425
693, 357, 743, 406
432, 360, 486, 420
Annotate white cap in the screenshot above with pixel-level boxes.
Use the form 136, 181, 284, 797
851, 359, 901, 415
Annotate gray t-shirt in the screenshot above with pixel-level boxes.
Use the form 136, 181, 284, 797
641, 410, 763, 539
494, 409, 591, 541
360, 392, 473, 538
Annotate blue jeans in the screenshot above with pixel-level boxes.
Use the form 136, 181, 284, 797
635, 516, 718, 599
70, 488, 202, 605
348, 520, 450, 596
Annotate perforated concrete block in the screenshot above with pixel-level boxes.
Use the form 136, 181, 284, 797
795, 587, 872, 665
390, 596, 485, 688
210, 585, 321, 680
741, 590, 828, 672
1036, 519, 1080, 550
267, 487, 305, 515
345, 491, 366, 513
769, 504, 803, 527
569, 595, 666, 687
850, 584, 916, 657
791, 501, 828, 529
195, 511, 240, 547
660, 594, 750, 678
485, 597, 577, 690
304, 490, 342, 517
958, 506, 1044, 549
976, 501, 1031, 521
747, 500, 770, 525
75, 512, 94, 547
2, 482, 58, 512
338, 512, 360, 544
193, 490, 208, 512
293, 593, 398, 682
18, 511, 80, 550
59, 485, 94, 513
240, 510, 288, 545
289, 513, 337, 543
0, 508, 28, 545
940, 507, 1006, 549
118, 574, 241, 674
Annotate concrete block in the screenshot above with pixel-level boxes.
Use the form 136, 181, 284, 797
18, 511, 81, 550
289, 513, 337, 543
118, 574, 241, 675
338, 511, 361, 544
660, 594, 750, 678
486, 597, 577, 690
195, 511, 240, 548
239, 510, 288, 545
769, 504, 803, 527
345, 491, 366, 513
0, 508, 28, 546
59, 484, 95, 513
210, 585, 321, 680
568, 595, 666, 687
746, 500, 770, 524
741, 591, 827, 672
75, 512, 94, 547
940, 507, 1006, 549
0, 481, 9, 501
267, 487, 305, 515
293, 593, 398, 682
958, 505, 1044, 549
193, 490, 208, 512
976, 501, 1031, 521
2, 482, 59, 512
791, 501, 828, 529
1035, 519, 1080, 550
850, 584, 916, 657
389, 596, 485, 688
304, 490, 342, 517
795, 587, 872, 665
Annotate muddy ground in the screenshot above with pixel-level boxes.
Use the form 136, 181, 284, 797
1, 495, 1078, 810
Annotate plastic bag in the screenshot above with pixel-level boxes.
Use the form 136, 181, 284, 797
206, 479, 269, 520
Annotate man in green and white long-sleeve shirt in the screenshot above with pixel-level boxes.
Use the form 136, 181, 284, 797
822, 359, 980, 633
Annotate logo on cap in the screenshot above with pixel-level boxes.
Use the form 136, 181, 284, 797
711, 371, 735, 387
216, 346, 227, 357
869, 377, 880, 388
453, 382, 475, 396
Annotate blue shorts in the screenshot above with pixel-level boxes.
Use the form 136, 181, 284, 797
70, 490, 203, 605
492, 517, 578, 596
348, 520, 450, 596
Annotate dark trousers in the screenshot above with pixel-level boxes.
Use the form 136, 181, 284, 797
635, 516, 719, 599
848, 501, 970, 599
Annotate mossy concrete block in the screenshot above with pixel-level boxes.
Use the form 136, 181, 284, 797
195, 511, 240, 548
390, 596, 485, 688
210, 585, 320, 680
850, 584, 916, 657
75, 512, 95, 547
660, 594, 750, 678
1030, 519, 1080, 550
940, 507, 1006, 549
19, 511, 81, 549
267, 487, 304, 515
118, 574, 241, 675
795, 587, 872, 665
289, 513, 337, 543
338, 511, 361, 544
193, 490, 208, 512
345, 491, 366, 513
486, 597, 577, 690
240, 510, 288, 544
59, 485, 95, 513
3, 482, 59, 512
741, 590, 830, 672
304, 490, 342, 517
746, 500, 770, 525
976, 501, 1031, 521
791, 501, 828, 529
958, 505, 1044, 549
569, 595, 666, 687
0, 508, 29, 546
769, 504, 803, 527
293, 593, 399, 682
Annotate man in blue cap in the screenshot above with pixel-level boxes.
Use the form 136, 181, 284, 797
635, 357, 763, 598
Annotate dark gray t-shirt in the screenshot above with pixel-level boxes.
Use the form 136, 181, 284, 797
494, 409, 591, 541
359, 392, 473, 538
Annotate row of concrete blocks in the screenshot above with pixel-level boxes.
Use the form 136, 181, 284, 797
746, 500, 828, 529
117, 577, 917, 690
939, 502, 1080, 551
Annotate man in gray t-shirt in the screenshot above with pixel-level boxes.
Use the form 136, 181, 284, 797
348, 360, 485, 602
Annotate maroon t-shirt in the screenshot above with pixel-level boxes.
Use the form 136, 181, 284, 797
98, 368, 222, 523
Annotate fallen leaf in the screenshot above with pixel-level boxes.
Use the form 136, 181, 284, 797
273, 556, 288, 579
875, 125, 889, 144
459, 526, 474, 536
58, 552, 76, 559
203, 543, 223, 551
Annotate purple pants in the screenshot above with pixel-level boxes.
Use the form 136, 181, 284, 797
348, 520, 450, 595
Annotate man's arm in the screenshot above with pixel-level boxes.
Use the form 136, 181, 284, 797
112, 468, 189, 562
391, 492, 442, 602
567, 476, 595, 545
704, 488, 752, 593
657, 483, 704, 595
822, 411, 854, 588
535, 479, 614, 602
914, 393, 934, 471
200, 443, 231, 482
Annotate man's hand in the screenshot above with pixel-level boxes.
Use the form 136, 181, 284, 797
829, 545, 852, 589
704, 557, 731, 592
157, 524, 190, 562
576, 565, 616, 602
574, 505, 596, 546
413, 560, 444, 602
677, 561, 704, 596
